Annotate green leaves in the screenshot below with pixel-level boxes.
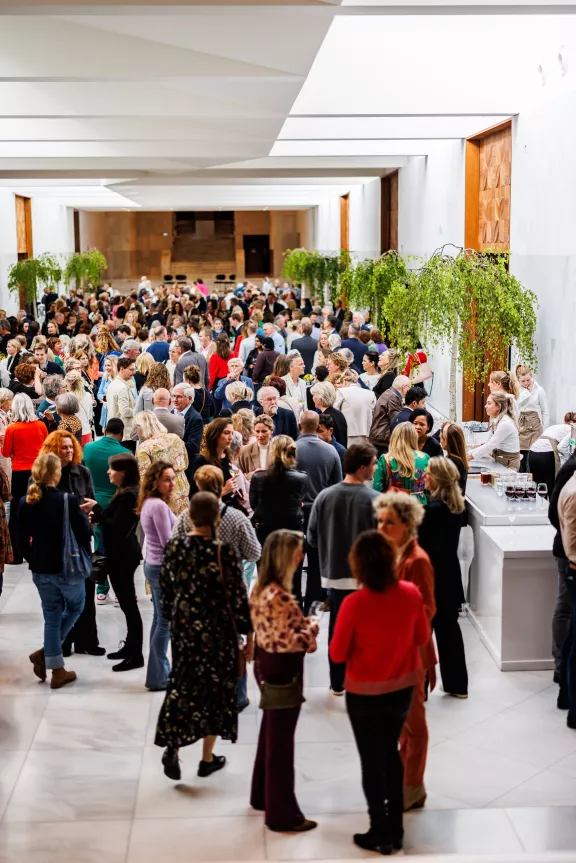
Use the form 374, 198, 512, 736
7, 253, 63, 302
64, 248, 108, 289
282, 248, 349, 300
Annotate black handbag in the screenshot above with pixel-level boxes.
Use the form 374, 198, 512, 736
89, 551, 108, 584
259, 676, 305, 711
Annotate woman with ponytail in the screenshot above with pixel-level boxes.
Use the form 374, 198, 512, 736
530, 411, 576, 496
19, 452, 91, 689
469, 391, 521, 469
488, 370, 520, 420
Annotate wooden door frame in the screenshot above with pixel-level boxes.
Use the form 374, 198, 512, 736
340, 194, 349, 252
381, 171, 398, 253
462, 120, 512, 421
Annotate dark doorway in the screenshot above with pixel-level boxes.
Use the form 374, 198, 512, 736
244, 235, 270, 276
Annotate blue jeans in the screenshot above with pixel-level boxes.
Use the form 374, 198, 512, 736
32, 573, 85, 669
243, 560, 256, 591
144, 563, 170, 690
237, 673, 249, 709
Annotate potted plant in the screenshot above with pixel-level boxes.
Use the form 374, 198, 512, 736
64, 248, 107, 290
7, 252, 63, 319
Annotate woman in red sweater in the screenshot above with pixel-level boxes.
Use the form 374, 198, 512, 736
330, 530, 428, 855
2, 393, 47, 564
209, 333, 232, 392
374, 491, 436, 815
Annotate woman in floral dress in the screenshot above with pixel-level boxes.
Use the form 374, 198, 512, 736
155, 492, 251, 781
134, 410, 189, 514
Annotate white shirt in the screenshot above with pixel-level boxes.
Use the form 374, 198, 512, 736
270, 331, 285, 355
530, 423, 572, 463
239, 335, 256, 365
258, 444, 269, 470
473, 415, 520, 459
359, 372, 381, 390
517, 380, 549, 429
333, 385, 376, 437
282, 373, 307, 414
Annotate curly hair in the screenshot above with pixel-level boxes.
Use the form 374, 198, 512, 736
95, 329, 120, 354
14, 362, 36, 385
146, 362, 172, 392
39, 429, 83, 467
232, 407, 255, 445
27, 453, 61, 505
135, 460, 173, 515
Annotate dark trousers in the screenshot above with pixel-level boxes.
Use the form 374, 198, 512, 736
302, 505, 324, 615
250, 648, 305, 831
9, 469, 31, 565
108, 557, 143, 658
433, 607, 468, 696
560, 563, 576, 721
346, 687, 413, 842
62, 579, 101, 651
529, 450, 556, 498
328, 588, 354, 692
554, 556, 573, 674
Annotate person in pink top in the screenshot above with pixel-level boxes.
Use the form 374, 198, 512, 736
330, 529, 429, 855
137, 460, 176, 691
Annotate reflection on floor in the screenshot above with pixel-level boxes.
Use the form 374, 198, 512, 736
1, 562, 576, 862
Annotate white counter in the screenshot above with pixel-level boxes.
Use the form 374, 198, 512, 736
466, 478, 550, 527
465, 508, 557, 671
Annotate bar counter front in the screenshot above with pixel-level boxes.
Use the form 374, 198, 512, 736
465, 476, 558, 672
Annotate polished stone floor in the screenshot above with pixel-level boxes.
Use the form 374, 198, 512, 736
1, 562, 576, 862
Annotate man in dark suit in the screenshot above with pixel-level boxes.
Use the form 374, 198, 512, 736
173, 336, 209, 388
263, 292, 284, 323
341, 324, 368, 373
290, 319, 318, 375
173, 383, 204, 484
254, 386, 298, 439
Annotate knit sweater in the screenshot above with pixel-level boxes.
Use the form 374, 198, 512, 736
2, 420, 48, 471
330, 582, 429, 694
140, 497, 176, 565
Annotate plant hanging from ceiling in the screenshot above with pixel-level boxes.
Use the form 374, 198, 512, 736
64, 248, 108, 290
7, 253, 63, 318
344, 251, 409, 331
283, 248, 349, 300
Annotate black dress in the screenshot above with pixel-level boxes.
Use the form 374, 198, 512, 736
373, 370, 397, 400
418, 498, 468, 695
422, 436, 443, 458
249, 467, 306, 545
155, 536, 250, 748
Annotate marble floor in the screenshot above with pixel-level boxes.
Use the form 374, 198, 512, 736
1, 563, 576, 862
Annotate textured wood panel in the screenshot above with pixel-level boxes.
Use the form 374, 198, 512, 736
340, 194, 349, 252
15, 194, 32, 257
478, 126, 511, 253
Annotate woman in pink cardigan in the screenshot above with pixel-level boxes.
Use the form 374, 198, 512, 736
137, 460, 176, 691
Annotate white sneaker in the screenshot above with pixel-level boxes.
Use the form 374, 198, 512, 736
96, 592, 108, 605
114, 596, 120, 608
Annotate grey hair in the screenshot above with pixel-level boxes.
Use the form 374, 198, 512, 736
11, 392, 35, 423
339, 348, 355, 366
43, 374, 63, 400
172, 382, 194, 399
56, 392, 80, 416
122, 339, 140, 354
310, 381, 337, 407
227, 357, 244, 369
328, 333, 341, 349
0, 388, 13, 406
257, 386, 279, 404
288, 353, 303, 367
225, 381, 252, 404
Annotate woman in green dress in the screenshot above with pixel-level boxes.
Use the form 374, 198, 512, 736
155, 491, 251, 781
373, 422, 430, 504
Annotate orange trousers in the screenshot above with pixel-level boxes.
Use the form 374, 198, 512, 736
399, 679, 428, 787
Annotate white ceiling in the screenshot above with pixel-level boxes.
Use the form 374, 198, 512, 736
0, 0, 575, 210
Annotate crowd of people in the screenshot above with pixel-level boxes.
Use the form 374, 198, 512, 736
0, 273, 573, 855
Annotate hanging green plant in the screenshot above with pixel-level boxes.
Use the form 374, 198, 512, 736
283, 248, 348, 300
7, 253, 63, 317
64, 248, 108, 289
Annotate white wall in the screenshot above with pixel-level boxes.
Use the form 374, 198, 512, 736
510, 93, 576, 424
314, 194, 341, 254
398, 141, 466, 418
0, 189, 19, 315
32, 198, 75, 266
349, 178, 381, 260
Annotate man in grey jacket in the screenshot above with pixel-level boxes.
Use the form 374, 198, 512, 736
296, 411, 342, 612
308, 442, 378, 695
173, 336, 209, 388
152, 389, 184, 438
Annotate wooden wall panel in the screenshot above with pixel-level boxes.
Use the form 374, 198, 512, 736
478, 126, 512, 253
381, 172, 398, 253
15, 195, 33, 257
340, 194, 349, 252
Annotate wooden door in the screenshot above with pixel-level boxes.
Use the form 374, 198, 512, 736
340, 194, 349, 252
381, 172, 398, 253
15, 195, 33, 310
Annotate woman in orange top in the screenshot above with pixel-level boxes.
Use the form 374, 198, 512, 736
2, 393, 48, 564
374, 491, 436, 814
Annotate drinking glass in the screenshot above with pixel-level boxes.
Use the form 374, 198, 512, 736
537, 483, 548, 508
526, 481, 537, 504
495, 480, 504, 498
514, 482, 525, 502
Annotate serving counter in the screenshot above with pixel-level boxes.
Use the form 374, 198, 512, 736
465, 475, 557, 672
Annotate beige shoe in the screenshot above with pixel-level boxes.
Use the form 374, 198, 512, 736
404, 784, 427, 812
29, 648, 46, 682
50, 667, 77, 690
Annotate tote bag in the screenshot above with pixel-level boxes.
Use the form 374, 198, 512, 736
61, 493, 92, 585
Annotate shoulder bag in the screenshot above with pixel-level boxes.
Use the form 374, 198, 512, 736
259, 676, 305, 711
62, 494, 93, 585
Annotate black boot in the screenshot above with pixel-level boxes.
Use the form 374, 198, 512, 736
112, 655, 144, 672
107, 641, 128, 661
162, 747, 181, 781
197, 754, 226, 777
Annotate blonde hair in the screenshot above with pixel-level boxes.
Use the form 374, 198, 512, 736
490, 370, 520, 399
333, 369, 359, 387
232, 408, 255, 445
426, 456, 465, 514
65, 370, 85, 400
253, 529, 305, 596
225, 381, 253, 404
373, 490, 424, 538
515, 364, 532, 380
27, 452, 61, 505
103, 354, 118, 378
134, 410, 167, 441
488, 390, 518, 427
379, 348, 400, 374
135, 352, 155, 375
194, 464, 224, 498
387, 422, 418, 478
268, 434, 297, 471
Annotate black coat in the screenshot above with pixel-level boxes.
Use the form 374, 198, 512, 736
19, 486, 91, 574
418, 498, 464, 610
254, 405, 298, 440
91, 486, 141, 564
323, 405, 348, 448
58, 463, 95, 503
549, 455, 576, 558
422, 436, 443, 459
373, 369, 397, 400
448, 454, 468, 496
249, 467, 306, 538
182, 405, 204, 481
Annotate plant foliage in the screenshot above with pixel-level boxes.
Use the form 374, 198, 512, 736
64, 248, 108, 289
7, 253, 62, 303
282, 248, 349, 298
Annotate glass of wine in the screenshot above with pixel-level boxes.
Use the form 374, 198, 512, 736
537, 483, 548, 508
526, 481, 537, 506
514, 483, 525, 503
